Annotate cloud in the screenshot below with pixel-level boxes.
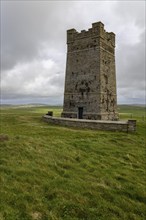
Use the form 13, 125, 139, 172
116, 29, 145, 103
1, 57, 65, 98
1, 0, 145, 104
1, 1, 68, 70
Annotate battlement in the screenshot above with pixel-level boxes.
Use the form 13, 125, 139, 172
67, 21, 115, 47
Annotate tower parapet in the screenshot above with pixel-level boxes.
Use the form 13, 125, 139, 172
67, 22, 115, 49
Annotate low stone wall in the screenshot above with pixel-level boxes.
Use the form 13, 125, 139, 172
43, 115, 136, 132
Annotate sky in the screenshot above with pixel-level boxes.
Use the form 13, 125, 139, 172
1, 0, 145, 105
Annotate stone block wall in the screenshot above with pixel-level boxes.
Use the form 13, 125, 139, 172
43, 116, 136, 132
62, 22, 118, 120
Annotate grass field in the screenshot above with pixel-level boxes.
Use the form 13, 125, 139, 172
0, 105, 146, 220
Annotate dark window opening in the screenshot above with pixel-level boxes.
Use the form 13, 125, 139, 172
78, 107, 83, 119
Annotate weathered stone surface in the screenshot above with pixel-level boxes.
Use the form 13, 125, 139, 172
127, 120, 137, 132
61, 22, 118, 120
43, 116, 136, 132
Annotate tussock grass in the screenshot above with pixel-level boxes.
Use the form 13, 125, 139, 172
0, 105, 146, 220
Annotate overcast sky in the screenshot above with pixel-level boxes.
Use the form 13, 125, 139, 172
1, 0, 145, 105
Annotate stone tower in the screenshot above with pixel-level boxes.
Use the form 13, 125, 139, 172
61, 22, 118, 120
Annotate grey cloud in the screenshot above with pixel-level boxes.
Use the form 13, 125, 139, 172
113, 1, 145, 28
1, 57, 65, 99
116, 30, 145, 88
1, 1, 76, 70
1, 1, 145, 104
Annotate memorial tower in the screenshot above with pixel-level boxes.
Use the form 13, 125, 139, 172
61, 22, 118, 120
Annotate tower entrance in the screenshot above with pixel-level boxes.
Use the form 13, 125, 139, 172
78, 107, 83, 119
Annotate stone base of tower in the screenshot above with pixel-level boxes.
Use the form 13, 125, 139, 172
61, 111, 119, 121
61, 112, 77, 119
43, 115, 136, 132
99, 113, 119, 121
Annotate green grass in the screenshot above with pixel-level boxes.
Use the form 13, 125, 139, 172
0, 105, 146, 220
118, 105, 145, 121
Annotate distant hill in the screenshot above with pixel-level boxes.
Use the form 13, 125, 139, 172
1, 103, 145, 108
118, 104, 145, 107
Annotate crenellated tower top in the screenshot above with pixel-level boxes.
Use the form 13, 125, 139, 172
67, 22, 115, 47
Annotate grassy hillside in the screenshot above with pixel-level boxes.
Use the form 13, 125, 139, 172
118, 105, 145, 121
0, 105, 146, 220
